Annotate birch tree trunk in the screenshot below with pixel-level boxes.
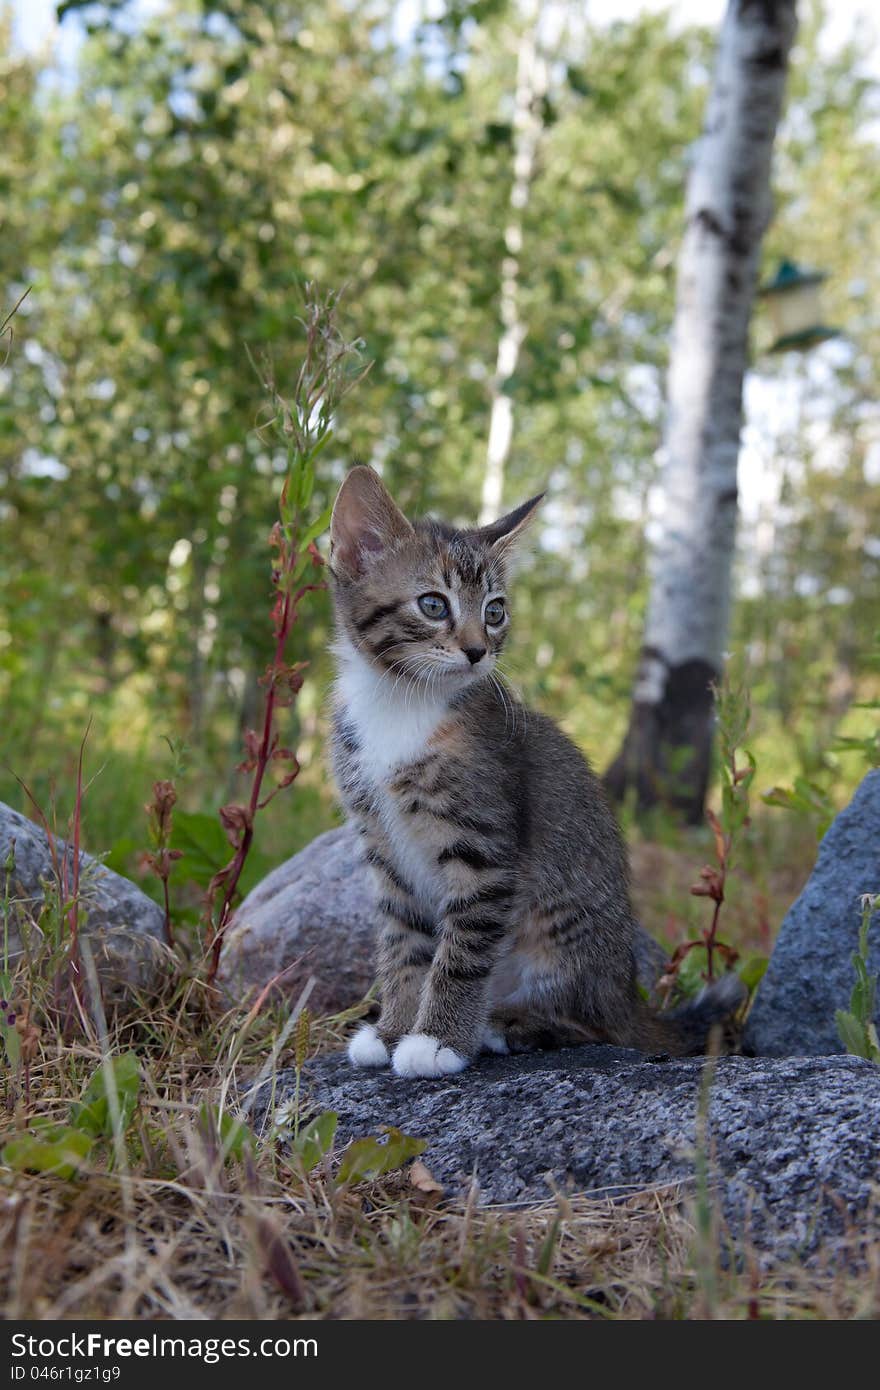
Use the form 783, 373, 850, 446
604, 0, 798, 824
479, 3, 549, 524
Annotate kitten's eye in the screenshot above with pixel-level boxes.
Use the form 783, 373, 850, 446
418, 592, 449, 620
484, 598, 506, 627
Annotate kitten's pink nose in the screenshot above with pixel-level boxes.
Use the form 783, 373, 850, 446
463, 646, 486, 666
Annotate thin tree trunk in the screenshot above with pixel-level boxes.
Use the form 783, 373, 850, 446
185, 545, 209, 749
479, 4, 549, 524
605, 0, 798, 824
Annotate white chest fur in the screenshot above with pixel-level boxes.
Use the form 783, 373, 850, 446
335, 642, 449, 786
335, 643, 450, 909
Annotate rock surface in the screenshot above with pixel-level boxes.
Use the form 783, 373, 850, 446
261, 1045, 880, 1261
217, 825, 377, 1014
0, 801, 166, 997
218, 822, 670, 1012
744, 769, 880, 1056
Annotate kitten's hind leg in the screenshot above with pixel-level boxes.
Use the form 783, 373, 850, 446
488, 1006, 603, 1054
347, 1022, 391, 1068
480, 1023, 510, 1055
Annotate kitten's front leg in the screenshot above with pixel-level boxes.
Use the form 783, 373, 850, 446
392, 877, 514, 1078
348, 846, 436, 1067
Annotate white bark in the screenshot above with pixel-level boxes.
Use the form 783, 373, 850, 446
639, 0, 798, 673
479, 4, 550, 524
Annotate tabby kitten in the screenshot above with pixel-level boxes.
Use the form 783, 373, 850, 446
329, 466, 743, 1078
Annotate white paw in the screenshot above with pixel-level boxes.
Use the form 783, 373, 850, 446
347, 1023, 390, 1068
392, 1033, 468, 1078
481, 1026, 509, 1055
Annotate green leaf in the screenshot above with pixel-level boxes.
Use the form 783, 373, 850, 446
296, 459, 315, 510
1, 1022, 21, 1070
836, 1009, 870, 1059
537, 1212, 562, 1276
171, 810, 269, 895
300, 501, 333, 550
198, 1102, 255, 1162
761, 786, 795, 811
101, 835, 139, 877
336, 1126, 426, 1184
290, 1111, 337, 1174
761, 780, 834, 837
3, 1124, 94, 1179
850, 955, 876, 1020
171, 810, 233, 888
291, 502, 333, 581
737, 954, 769, 992
307, 431, 333, 463
675, 945, 708, 999
70, 1052, 141, 1139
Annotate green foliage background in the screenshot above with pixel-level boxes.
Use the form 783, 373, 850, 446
1, 0, 878, 900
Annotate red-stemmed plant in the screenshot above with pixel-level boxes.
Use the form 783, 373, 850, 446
659, 663, 754, 997
203, 287, 368, 988
141, 779, 182, 949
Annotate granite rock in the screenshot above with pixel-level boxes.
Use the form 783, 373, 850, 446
0, 800, 166, 998
745, 769, 880, 1056
260, 1045, 880, 1262
217, 825, 377, 1014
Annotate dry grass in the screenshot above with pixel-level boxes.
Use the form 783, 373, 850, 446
2, 980, 879, 1322
5, 1164, 880, 1321
0, 1161, 690, 1320
6, 1137, 879, 1319
1, 817, 879, 1323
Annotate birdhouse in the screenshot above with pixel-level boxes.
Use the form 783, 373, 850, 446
758, 259, 839, 353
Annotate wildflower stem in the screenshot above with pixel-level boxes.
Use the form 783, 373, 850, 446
203, 285, 368, 988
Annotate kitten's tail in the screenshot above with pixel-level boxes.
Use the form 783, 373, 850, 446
492, 973, 746, 1058
634, 972, 747, 1056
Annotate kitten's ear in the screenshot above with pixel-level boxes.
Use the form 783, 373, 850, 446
330, 466, 413, 579
477, 492, 545, 552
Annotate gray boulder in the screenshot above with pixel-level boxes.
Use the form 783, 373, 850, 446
261, 1045, 880, 1263
218, 825, 377, 1014
218, 822, 670, 1013
745, 769, 880, 1056
0, 801, 166, 998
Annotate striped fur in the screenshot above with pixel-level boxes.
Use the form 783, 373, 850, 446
329, 467, 744, 1077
